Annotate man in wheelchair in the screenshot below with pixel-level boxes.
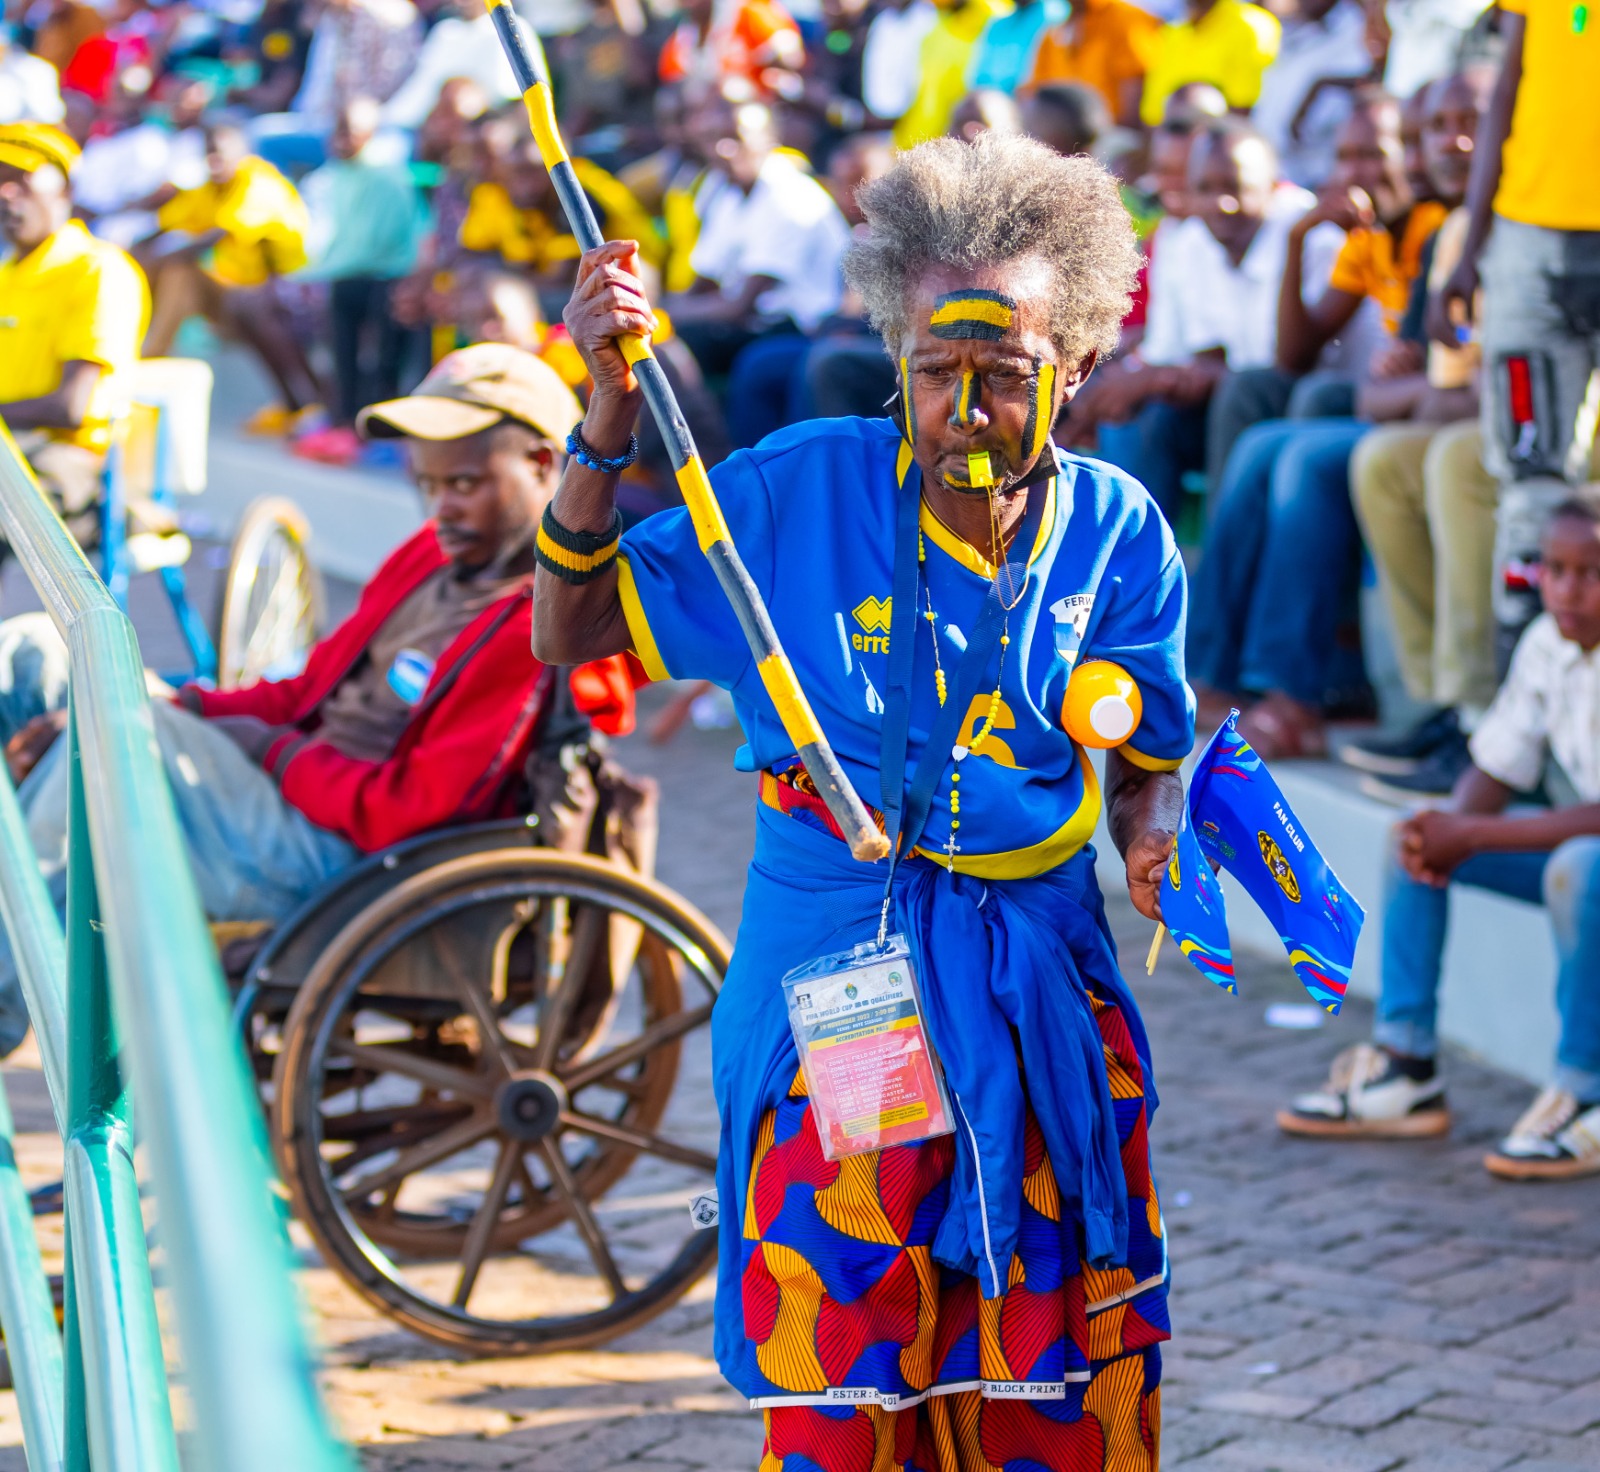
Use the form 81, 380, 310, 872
0, 122, 149, 553
0, 342, 637, 1057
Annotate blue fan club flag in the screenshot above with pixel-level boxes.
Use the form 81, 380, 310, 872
1160, 798, 1236, 994
1170, 712, 1366, 1015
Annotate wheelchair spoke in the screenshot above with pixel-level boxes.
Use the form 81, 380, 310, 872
453, 1139, 521, 1310
533, 902, 605, 1071
435, 941, 519, 1079
339, 1109, 495, 1201
328, 1037, 495, 1098
558, 1110, 716, 1174
538, 1138, 626, 1300
559, 1000, 715, 1094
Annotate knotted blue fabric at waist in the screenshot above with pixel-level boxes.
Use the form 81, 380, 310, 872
710, 802, 1158, 1383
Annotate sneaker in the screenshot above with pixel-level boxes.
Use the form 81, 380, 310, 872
241, 402, 293, 437
1276, 1042, 1452, 1138
291, 425, 363, 465
1483, 1087, 1600, 1180
1358, 733, 1471, 805
1339, 708, 1460, 777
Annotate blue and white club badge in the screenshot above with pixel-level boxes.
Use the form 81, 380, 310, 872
386, 648, 435, 706
1049, 593, 1095, 668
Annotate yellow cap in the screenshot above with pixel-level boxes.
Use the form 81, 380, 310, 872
0, 123, 80, 176
1062, 660, 1142, 748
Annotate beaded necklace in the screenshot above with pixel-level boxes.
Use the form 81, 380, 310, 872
918, 484, 1029, 871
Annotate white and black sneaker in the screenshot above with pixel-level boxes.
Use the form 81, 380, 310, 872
1276, 1043, 1452, 1138
1339, 708, 1460, 777
1483, 1087, 1600, 1180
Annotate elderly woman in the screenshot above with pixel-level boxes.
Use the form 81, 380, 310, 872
537, 131, 1193, 1471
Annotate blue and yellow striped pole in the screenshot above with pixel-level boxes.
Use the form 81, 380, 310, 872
486, 0, 888, 862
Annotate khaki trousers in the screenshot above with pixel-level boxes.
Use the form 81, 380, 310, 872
1350, 419, 1498, 714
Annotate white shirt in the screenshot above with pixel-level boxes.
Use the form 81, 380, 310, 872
690, 153, 852, 332
75, 123, 207, 214
1382, 0, 1488, 98
0, 46, 62, 125
1251, 0, 1369, 188
380, 14, 519, 129
1140, 187, 1343, 371
1470, 614, 1600, 804
861, 1, 937, 120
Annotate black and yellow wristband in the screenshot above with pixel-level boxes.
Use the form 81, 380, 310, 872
536, 505, 623, 584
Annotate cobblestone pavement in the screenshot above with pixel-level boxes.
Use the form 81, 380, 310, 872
1, 687, 1598, 1470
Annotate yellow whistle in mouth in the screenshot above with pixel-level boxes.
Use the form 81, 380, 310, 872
966, 451, 995, 486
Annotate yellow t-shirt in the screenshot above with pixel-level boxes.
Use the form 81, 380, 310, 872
894, 0, 1009, 148
1327, 201, 1448, 335
157, 155, 309, 287
1139, 0, 1280, 126
0, 220, 150, 453
1495, 0, 1600, 230
459, 161, 664, 273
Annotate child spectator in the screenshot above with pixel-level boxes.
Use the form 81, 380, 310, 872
292, 97, 426, 466
1280, 498, 1600, 1182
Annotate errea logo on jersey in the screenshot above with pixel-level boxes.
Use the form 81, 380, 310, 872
850, 595, 892, 653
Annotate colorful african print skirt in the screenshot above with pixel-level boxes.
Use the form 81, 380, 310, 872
739, 978, 1168, 1471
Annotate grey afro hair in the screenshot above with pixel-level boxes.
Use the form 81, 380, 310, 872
844, 131, 1139, 364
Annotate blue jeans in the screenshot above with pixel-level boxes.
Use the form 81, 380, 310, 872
0, 614, 357, 1054
1376, 837, 1600, 1098
1094, 399, 1209, 521
1187, 417, 1367, 704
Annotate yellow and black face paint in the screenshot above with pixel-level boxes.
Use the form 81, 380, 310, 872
899, 356, 917, 444
928, 288, 1017, 342
952, 370, 981, 429
1021, 358, 1058, 461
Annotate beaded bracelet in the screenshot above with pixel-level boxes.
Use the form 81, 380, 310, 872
566, 424, 640, 475
536, 505, 623, 584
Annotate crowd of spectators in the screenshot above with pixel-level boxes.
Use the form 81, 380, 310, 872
0, 0, 1596, 1162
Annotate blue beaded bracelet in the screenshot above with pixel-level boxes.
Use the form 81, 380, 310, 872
566, 425, 640, 474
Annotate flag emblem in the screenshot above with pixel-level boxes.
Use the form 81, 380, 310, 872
1257, 832, 1301, 903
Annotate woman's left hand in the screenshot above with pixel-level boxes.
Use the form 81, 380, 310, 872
1123, 827, 1173, 923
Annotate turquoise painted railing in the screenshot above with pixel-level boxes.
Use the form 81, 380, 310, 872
0, 428, 355, 1471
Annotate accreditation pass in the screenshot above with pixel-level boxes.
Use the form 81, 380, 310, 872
784, 941, 953, 1160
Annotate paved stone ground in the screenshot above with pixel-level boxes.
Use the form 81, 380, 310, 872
0, 652, 1596, 1471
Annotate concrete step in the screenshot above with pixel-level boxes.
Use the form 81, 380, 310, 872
1094, 752, 1554, 1085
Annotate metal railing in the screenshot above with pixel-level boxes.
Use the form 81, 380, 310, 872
0, 427, 354, 1471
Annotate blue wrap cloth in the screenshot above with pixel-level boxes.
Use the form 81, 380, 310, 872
710, 803, 1158, 1384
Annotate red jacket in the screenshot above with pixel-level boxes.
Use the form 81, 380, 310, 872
186, 525, 636, 853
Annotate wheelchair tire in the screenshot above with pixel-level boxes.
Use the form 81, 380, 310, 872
272, 848, 728, 1356
217, 497, 323, 690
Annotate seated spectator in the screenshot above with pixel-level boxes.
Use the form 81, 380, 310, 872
1020, 80, 1111, 159
0, 123, 147, 554
140, 121, 321, 434
1139, 0, 1282, 126
1023, 0, 1161, 127
666, 85, 850, 382
1250, 0, 1370, 188
458, 113, 661, 288
0, 27, 64, 125
291, 0, 419, 135
968, 0, 1067, 95
379, 0, 519, 131
860, 0, 938, 131
0, 344, 637, 1058
894, 0, 1009, 147
946, 86, 1023, 142
1069, 120, 1337, 518
1186, 74, 1479, 758
658, 0, 803, 92
225, 0, 313, 117
1279, 498, 1600, 1182
73, 74, 210, 250
292, 97, 427, 466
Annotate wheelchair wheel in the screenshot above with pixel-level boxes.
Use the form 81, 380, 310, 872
217, 497, 323, 690
272, 848, 728, 1355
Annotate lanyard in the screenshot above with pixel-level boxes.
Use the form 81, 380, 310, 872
876, 455, 1048, 940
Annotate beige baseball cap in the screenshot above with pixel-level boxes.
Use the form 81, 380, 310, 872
358, 343, 584, 443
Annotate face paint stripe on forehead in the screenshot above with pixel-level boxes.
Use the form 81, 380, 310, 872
928, 288, 1018, 341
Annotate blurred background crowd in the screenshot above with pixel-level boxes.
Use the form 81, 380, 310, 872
0, 0, 1591, 791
